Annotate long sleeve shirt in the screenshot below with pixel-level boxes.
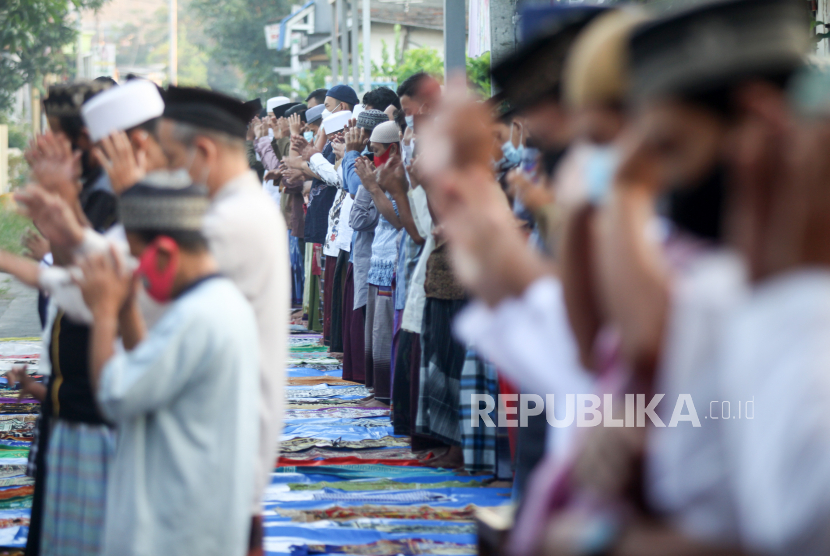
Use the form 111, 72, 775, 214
309, 152, 342, 188
254, 137, 280, 171
349, 183, 379, 309
98, 277, 259, 556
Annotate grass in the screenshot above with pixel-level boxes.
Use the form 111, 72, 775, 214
0, 206, 33, 256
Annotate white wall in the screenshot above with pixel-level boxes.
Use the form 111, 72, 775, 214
364, 22, 445, 71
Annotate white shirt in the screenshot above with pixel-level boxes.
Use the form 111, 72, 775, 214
453, 276, 594, 458
401, 185, 434, 334
719, 269, 830, 555
646, 249, 747, 543
203, 170, 290, 514
98, 277, 259, 556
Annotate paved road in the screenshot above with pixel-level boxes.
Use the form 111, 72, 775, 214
0, 273, 42, 339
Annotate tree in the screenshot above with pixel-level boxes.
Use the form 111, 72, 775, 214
466, 52, 491, 96
0, 0, 106, 113
395, 47, 444, 84
189, 0, 293, 100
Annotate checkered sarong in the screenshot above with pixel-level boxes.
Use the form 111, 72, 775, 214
40, 419, 114, 556
459, 350, 501, 474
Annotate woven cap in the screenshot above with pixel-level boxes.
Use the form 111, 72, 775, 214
120, 177, 209, 232
357, 109, 388, 132
369, 121, 401, 144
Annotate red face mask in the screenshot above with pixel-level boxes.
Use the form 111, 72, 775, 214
136, 236, 180, 303
373, 145, 393, 168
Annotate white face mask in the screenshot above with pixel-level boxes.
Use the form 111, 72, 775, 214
322, 108, 332, 120
405, 115, 415, 129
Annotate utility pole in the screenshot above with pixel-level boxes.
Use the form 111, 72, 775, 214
76, 8, 84, 78
489, 0, 517, 94
443, 0, 466, 80
351, 0, 359, 90
332, 0, 339, 84
338, 0, 348, 85
169, 0, 178, 85
362, 0, 371, 94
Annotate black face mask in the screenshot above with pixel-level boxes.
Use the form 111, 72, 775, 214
661, 163, 727, 243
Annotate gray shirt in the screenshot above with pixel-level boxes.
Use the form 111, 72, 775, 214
349, 184, 379, 309
98, 277, 259, 556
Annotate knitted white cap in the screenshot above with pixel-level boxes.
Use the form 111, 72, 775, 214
369, 120, 401, 144
322, 111, 351, 134
81, 80, 164, 142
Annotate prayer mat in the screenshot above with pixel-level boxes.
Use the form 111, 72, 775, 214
0, 416, 36, 442
286, 386, 370, 400
290, 346, 330, 353
287, 399, 367, 407
0, 467, 27, 480
330, 521, 477, 535
309, 488, 451, 504
277, 456, 435, 467
0, 404, 39, 415
278, 446, 421, 462
274, 464, 458, 480
283, 408, 389, 420
288, 479, 483, 491
276, 504, 479, 522
287, 377, 358, 387
279, 437, 410, 453
293, 539, 476, 555
288, 357, 342, 366
0, 477, 32, 489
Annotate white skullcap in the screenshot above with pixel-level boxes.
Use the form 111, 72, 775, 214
322, 112, 351, 134
266, 96, 291, 113
81, 79, 164, 142
352, 104, 364, 120
369, 121, 401, 144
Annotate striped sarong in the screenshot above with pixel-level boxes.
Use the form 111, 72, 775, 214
40, 419, 114, 556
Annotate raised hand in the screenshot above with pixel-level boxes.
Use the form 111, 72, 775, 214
288, 114, 303, 137
73, 245, 133, 318
377, 153, 407, 196
506, 167, 554, 212
354, 157, 379, 192
345, 127, 366, 153
21, 229, 50, 262
15, 185, 86, 249
331, 137, 345, 159
264, 168, 284, 182
92, 131, 146, 194
24, 132, 81, 200
278, 117, 290, 138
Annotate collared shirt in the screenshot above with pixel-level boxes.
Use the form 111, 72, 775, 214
203, 170, 289, 514
98, 277, 259, 556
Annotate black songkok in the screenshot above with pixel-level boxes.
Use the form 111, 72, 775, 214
629, 0, 810, 103
244, 98, 263, 113
273, 102, 301, 119
491, 6, 606, 113
120, 176, 209, 232
163, 86, 259, 140
43, 80, 114, 118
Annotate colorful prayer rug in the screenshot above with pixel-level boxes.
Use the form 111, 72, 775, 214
276, 504, 481, 522
293, 539, 476, 555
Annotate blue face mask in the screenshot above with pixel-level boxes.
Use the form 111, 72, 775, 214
405, 115, 415, 129
501, 141, 524, 165
303, 131, 315, 142
585, 145, 620, 204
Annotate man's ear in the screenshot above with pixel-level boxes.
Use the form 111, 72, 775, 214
154, 246, 172, 272
733, 81, 791, 134
193, 136, 217, 165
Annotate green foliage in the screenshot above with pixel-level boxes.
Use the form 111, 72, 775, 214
466, 52, 491, 97
293, 64, 332, 100
0, 208, 33, 256
0, 0, 107, 113
189, 0, 292, 99
395, 47, 444, 84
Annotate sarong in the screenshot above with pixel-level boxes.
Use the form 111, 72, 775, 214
40, 420, 114, 556
364, 285, 394, 402
329, 250, 349, 353
415, 298, 467, 446
342, 265, 366, 384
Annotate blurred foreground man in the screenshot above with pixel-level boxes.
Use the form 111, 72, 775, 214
77, 182, 258, 556
156, 87, 289, 556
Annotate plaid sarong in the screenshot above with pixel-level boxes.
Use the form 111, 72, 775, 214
459, 350, 500, 474
415, 298, 467, 446
40, 419, 114, 556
